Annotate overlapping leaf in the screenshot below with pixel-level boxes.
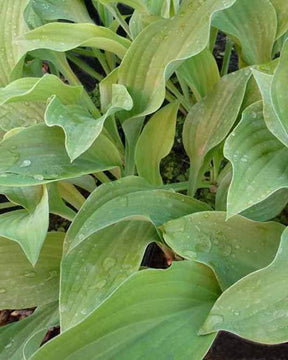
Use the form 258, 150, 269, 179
224, 101, 288, 218
135, 102, 178, 185
162, 211, 284, 290
0, 302, 58, 360
212, 0, 277, 65
64, 176, 210, 252
183, 68, 251, 195
32, 262, 220, 360
0, 124, 122, 186
45, 84, 132, 161
0, 232, 63, 308
177, 48, 220, 101
201, 226, 288, 344
114, 0, 237, 120
60, 219, 159, 330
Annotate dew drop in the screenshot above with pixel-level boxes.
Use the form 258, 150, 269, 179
80, 308, 88, 315
33, 174, 44, 181
95, 279, 107, 289
20, 159, 31, 168
0, 288, 7, 294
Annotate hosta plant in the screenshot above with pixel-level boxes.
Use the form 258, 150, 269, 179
1, 0, 288, 359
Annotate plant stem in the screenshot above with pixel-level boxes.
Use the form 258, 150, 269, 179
221, 38, 233, 76
92, 49, 111, 75
107, 4, 132, 40
66, 54, 103, 81
94, 172, 111, 183
209, 27, 218, 52
166, 80, 191, 111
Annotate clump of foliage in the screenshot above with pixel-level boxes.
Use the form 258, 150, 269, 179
1, 0, 288, 359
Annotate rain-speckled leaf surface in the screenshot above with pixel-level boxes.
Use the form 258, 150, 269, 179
201, 226, 288, 344
270, 0, 288, 38
32, 261, 220, 360
61, 219, 159, 330
0, 302, 58, 360
252, 69, 288, 147
0, 232, 63, 308
162, 211, 284, 290
16, 22, 131, 64
0, 124, 122, 186
0, 185, 48, 265
224, 101, 288, 218
183, 69, 251, 195
0, 0, 45, 131
64, 176, 210, 252
115, 0, 236, 119
45, 84, 132, 160
0, 75, 83, 106
29, 0, 92, 23
212, 0, 277, 64
135, 102, 178, 185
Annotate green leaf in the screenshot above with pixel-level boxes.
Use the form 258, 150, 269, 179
252, 69, 288, 147
0, 302, 59, 360
135, 102, 178, 185
200, 226, 288, 344
212, 0, 277, 64
45, 84, 133, 161
0, 185, 48, 265
0, 74, 83, 106
16, 22, 131, 65
61, 219, 159, 330
183, 69, 251, 195
48, 183, 76, 221
30, 0, 93, 23
0, 124, 122, 186
31, 261, 220, 360
176, 48, 220, 101
215, 166, 288, 221
0, 0, 46, 131
270, 0, 288, 38
97, 0, 149, 13
114, 0, 236, 120
224, 101, 288, 218
0, 232, 63, 308
64, 176, 211, 252
162, 211, 284, 290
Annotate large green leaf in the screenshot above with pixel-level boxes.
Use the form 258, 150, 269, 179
162, 211, 284, 290
201, 226, 288, 344
0, 0, 45, 131
0, 302, 58, 360
32, 261, 220, 360
114, 0, 236, 120
224, 101, 288, 218
64, 176, 210, 252
215, 166, 288, 221
176, 48, 220, 101
252, 69, 288, 147
61, 219, 159, 330
0, 74, 83, 106
0, 232, 63, 308
135, 102, 178, 185
29, 0, 93, 23
0, 185, 48, 265
212, 0, 277, 65
45, 84, 133, 161
183, 69, 251, 195
16, 22, 131, 65
270, 0, 288, 38
0, 124, 122, 186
